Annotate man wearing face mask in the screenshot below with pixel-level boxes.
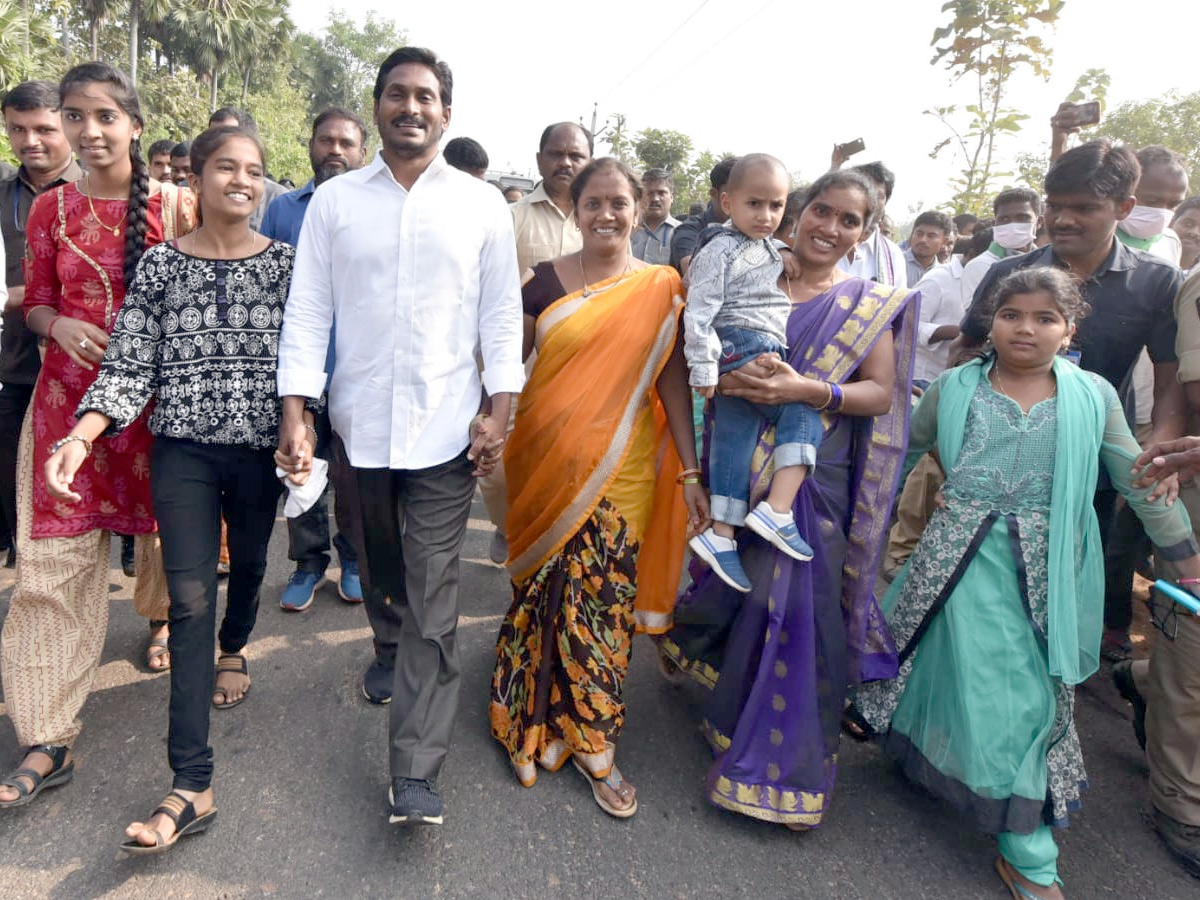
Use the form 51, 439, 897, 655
1102, 146, 1190, 659
959, 187, 1043, 308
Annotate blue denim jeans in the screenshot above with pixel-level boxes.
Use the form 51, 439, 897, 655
708, 327, 823, 525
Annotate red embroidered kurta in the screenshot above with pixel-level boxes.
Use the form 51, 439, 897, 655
22, 183, 165, 538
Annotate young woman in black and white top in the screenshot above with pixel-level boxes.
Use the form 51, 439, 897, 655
43, 125, 316, 853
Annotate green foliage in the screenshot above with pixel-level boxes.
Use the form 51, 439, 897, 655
603, 121, 732, 215
223, 62, 311, 183
927, 0, 1064, 215
1093, 91, 1200, 194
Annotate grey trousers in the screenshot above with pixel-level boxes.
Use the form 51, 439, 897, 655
336, 438, 475, 782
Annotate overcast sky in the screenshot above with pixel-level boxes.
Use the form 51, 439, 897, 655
288, 0, 1194, 215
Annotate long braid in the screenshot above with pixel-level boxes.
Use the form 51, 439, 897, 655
123, 137, 150, 288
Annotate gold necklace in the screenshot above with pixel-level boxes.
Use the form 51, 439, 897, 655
82, 176, 127, 237
579, 251, 631, 298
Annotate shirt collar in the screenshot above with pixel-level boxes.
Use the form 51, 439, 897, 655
1041, 236, 1134, 276
363, 150, 447, 189
14, 159, 82, 193
296, 178, 316, 198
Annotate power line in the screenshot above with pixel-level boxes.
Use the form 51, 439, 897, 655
600, 0, 717, 103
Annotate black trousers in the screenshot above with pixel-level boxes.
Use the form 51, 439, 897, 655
151, 438, 282, 792
0, 382, 34, 550
336, 438, 475, 782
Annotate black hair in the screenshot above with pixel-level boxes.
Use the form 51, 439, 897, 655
967, 226, 994, 259
776, 188, 806, 236
2, 80, 60, 113
1137, 145, 1187, 178
710, 156, 738, 192
311, 106, 367, 147
642, 167, 671, 185
538, 122, 594, 156
190, 126, 264, 176
1173, 196, 1200, 223
985, 266, 1091, 326
1045, 139, 1140, 202
569, 157, 643, 210
952, 213, 978, 232
60, 63, 148, 290
993, 186, 1043, 215
147, 139, 175, 159
796, 169, 883, 234
850, 161, 895, 202
443, 136, 489, 173
208, 106, 257, 132
913, 210, 953, 234
170, 141, 191, 159
374, 47, 453, 106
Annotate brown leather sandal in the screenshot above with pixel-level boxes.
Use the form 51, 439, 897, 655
212, 652, 250, 710
120, 791, 217, 855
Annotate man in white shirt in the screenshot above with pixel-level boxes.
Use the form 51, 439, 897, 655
910, 227, 991, 387
838, 161, 908, 287
277, 46, 524, 827
959, 187, 1043, 308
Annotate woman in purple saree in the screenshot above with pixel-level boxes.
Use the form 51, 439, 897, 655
660, 170, 919, 828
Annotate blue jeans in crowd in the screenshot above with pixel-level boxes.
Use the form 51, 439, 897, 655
707, 327, 823, 526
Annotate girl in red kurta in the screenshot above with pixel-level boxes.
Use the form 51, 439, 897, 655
0, 63, 193, 810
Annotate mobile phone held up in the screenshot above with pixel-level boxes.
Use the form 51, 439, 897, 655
1054, 101, 1101, 130
837, 138, 865, 159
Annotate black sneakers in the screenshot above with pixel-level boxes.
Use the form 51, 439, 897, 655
1153, 809, 1200, 879
388, 777, 443, 826
361, 659, 394, 705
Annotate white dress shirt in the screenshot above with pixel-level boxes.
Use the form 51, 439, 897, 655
277, 152, 525, 470
959, 246, 1006, 309
911, 256, 965, 384
838, 228, 908, 289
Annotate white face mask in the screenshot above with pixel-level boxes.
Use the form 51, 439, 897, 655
1121, 204, 1175, 240
992, 221, 1037, 251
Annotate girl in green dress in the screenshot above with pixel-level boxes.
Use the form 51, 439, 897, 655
854, 266, 1200, 899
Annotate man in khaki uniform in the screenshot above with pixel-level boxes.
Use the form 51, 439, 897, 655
1127, 268, 1200, 877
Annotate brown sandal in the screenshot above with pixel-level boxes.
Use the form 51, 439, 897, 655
212, 652, 250, 710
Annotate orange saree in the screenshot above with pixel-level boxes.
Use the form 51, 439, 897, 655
491, 264, 688, 785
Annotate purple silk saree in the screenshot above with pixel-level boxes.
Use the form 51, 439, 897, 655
661, 277, 918, 826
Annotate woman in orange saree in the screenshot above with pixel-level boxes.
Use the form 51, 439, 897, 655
490, 159, 708, 818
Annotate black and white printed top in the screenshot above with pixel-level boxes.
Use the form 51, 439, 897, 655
78, 239, 302, 449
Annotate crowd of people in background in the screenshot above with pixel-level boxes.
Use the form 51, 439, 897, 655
0, 44, 1198, 899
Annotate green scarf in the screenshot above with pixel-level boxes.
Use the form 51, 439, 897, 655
935, 356, 1106, 685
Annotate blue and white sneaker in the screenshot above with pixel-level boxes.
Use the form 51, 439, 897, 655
745, 501, 814, 562
279, 569, 323, 612
338, 558, 363, 604
689, 528, 752, 593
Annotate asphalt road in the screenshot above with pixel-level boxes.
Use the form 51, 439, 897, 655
0, 492, 1196, 899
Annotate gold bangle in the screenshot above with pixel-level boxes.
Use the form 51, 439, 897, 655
678, 476, 702, 485
676, 467, 702, 484
813, 381, 833, 411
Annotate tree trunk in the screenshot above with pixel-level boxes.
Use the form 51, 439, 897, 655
241, 67, 251, 105
21, 0, 29, 56
210, 67, 219, 112
90, 17, 100, 60
129, 0, 141, 84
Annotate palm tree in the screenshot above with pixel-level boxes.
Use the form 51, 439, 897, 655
80, 0, 117, 60
128, 0, 172, 84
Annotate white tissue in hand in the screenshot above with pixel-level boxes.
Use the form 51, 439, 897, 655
274, 458, 328, 517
